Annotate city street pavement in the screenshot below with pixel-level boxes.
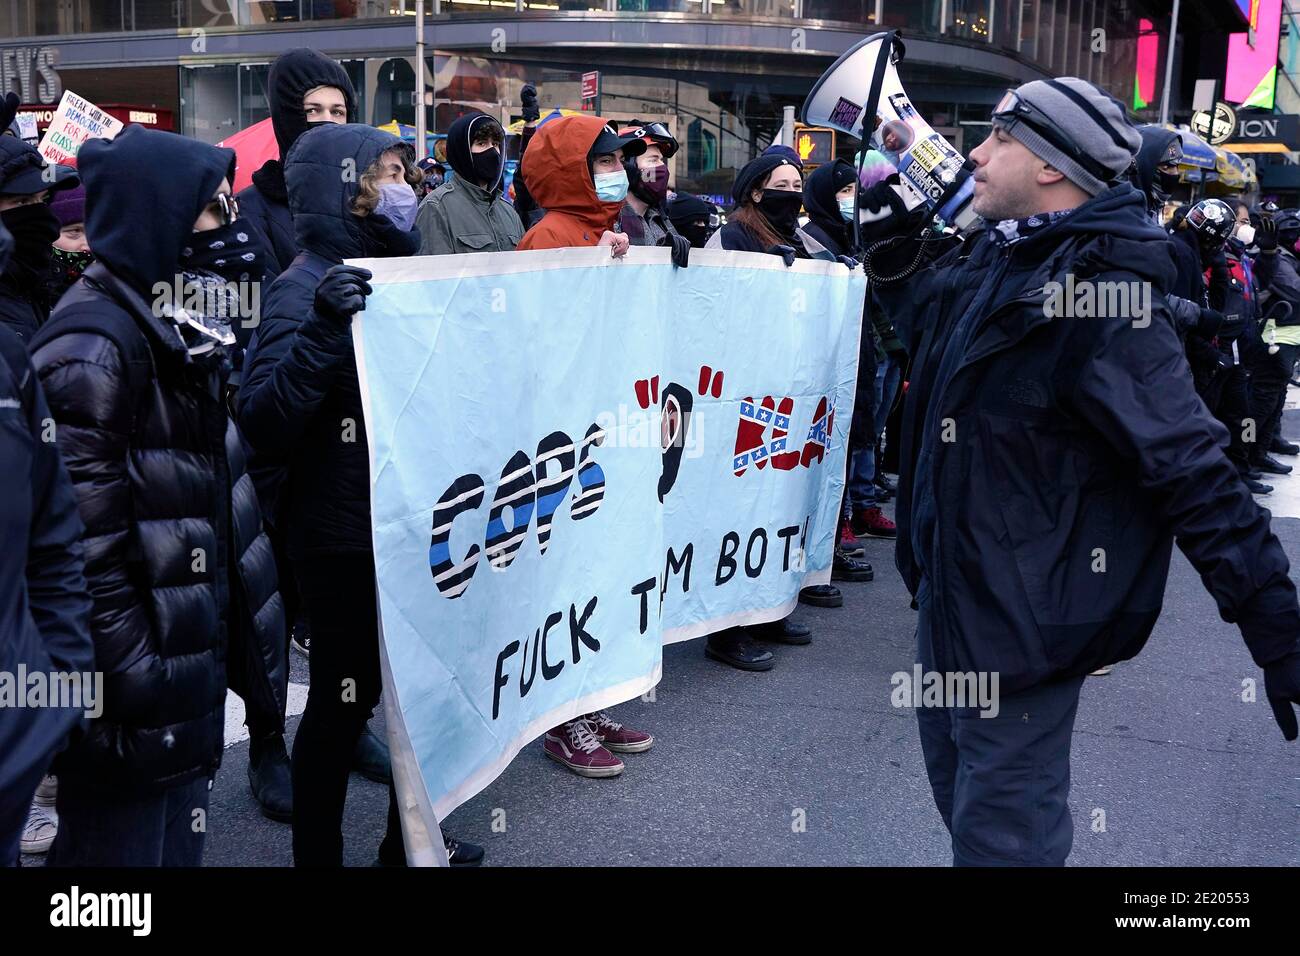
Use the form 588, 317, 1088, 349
27, 411, 1300, 868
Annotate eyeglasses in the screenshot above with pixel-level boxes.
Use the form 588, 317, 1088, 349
205, 192, 239, 226
992, 87, 1123, 185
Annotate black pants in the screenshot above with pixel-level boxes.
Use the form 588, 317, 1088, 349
1243, 340, 1290, 463
46, 777, 210, 867
914, 605, 1085, 866
1208, 361, 1252, 473
291, 552, 402, 866
246, 521, 297, 741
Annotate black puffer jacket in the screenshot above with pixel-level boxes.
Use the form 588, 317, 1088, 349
878, 185, 1300, 692
240, 123, 420, 558
29, 127, 286, 792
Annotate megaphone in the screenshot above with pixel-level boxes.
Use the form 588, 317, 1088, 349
802, 31, 976, 233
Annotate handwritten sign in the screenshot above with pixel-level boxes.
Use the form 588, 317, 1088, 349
36, 90, 124, 168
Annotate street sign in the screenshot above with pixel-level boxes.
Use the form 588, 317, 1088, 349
581, 71, 599, 100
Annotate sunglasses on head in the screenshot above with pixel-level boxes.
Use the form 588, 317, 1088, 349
992, 86, 1126, 185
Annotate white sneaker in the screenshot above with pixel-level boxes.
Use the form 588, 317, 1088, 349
21, 804, 57, 855
1089, 664, 1114, 676
32, 774, 56, 807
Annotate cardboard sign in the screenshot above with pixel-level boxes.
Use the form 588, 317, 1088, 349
36, 90, 124, 168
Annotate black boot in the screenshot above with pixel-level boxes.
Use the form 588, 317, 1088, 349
832, 550, 874, 582
1272, 436, 1300, 456
248, 733, 293, 823
798, 584, 843, 608
750, 617, 813, 645
704, 628, 775, 671
353, 722, 393, 785
1257, 454, 1293, 475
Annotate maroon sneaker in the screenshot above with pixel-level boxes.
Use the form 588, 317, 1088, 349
838, 518, 864, 556
852, 506, 897, 539
543, 719, 625, 777
585, 710, 654, 753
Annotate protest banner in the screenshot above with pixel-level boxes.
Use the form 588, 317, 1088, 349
36, 90, 124, 167
351, 246, 864, 860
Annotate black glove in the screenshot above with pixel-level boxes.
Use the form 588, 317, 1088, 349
837, 255, 859, 269
1217, 311, 1245, 341
1256, 217, 1278, 253
768, 244, 796, 268
313, 264, 373, 323
520, 84, 540, 123
668, 233, 690, 269
1195, 307, 1225, 339
1263, 651, 1300, 740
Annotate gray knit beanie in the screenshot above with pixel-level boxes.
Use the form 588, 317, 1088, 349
991, 77, 1141, 196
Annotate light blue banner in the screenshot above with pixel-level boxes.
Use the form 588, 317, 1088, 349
352, 246, 864, 829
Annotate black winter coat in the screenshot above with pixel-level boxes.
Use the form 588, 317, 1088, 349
0, 324, 93, 826
237, 161, 296, 278
0, 273, 46, 344
240, 123, 420, 558
878, 185, 1300, 691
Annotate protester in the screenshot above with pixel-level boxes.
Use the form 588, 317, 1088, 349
665, 192, 719, 248
0, 136, 78, 343
417, 156, 444, 197
616, 122, 690, 266
28, 126, 285, 866
238, 48, 356, 279
0, 216, 93, 866
238, 123, 481, 866
701, 152, 864, 672
1131, 125, 1182, 224
875, 76, 1300, 865
415, 112, 522, 255
512, 114, 656, 776
1251, 206, 1300, 461
46, 184, 91, 305
510, 84, 547, 230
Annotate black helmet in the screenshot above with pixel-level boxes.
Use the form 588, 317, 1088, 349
1184, 198, 1236, 247
1274, 209, 1300, 235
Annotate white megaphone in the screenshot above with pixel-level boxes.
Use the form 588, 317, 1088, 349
803, 31, 976, 232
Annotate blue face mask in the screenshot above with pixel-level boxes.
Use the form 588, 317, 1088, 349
374, 182, 418, 232
838, 197, 856, 221
593, 168, 629, 203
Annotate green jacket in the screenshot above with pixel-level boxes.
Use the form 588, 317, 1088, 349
415, 176, 523, 255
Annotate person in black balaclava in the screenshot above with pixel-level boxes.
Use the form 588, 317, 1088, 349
414, 112, 522, 255
0, 135, 79, 344
237, 48, 357, 278
1132, 125, 1183, 223
664, 192, 718, 248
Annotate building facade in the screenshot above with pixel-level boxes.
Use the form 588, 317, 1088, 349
0, 1, 1256, 195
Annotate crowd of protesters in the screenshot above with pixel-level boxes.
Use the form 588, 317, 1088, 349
2, 47, 1299, 870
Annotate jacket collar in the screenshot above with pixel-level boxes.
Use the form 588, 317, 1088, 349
82, 261, 192, 372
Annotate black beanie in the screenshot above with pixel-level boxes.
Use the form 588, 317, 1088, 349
732, 153, 798, 206
268, 48, 358, 157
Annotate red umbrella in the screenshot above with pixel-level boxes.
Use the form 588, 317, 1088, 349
217, 117, 278, 193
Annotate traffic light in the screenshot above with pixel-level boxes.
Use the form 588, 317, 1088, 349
793, 125, 835, 165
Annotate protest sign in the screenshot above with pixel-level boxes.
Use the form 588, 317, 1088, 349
351, 246, 864, 854
37, 90, 124, 167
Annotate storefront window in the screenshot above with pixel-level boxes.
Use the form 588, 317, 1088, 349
132, 0, 182, 29
949, 0, 990, 40
801, 0, 876, 24
878, 0, 942, 35
181, 64, 240, 144
709, 0, 797, 19
993, 0, 1019, 50
1018, 0, 1037, 59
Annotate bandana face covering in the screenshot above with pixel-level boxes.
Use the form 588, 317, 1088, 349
47, 247, 93, 300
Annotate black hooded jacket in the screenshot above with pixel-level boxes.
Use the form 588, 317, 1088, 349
237, 49, 357, 277
876, 184, 1299, 692
240, 123, 418, 558
800, 159, 855, 257
28, 127, 286, 793
1133, 126, 1181, 215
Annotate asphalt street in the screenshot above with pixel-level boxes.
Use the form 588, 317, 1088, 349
26, 412, 1300, 868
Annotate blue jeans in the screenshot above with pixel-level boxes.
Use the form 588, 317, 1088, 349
846, 445, 876, 512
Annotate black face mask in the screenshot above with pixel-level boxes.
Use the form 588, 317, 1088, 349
180, 221, 265, 283
471, 147, 502, 189
1155, 169, 1180, 195
46, 247, 94, 302
757, 188, 803, 238
1, 203, 59, 278
676, 220, 714, 248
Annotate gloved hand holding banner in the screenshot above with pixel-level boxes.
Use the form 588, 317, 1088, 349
351, 246, 863, 857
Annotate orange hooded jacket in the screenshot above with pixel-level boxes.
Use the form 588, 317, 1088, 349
516, 114, 625, 251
